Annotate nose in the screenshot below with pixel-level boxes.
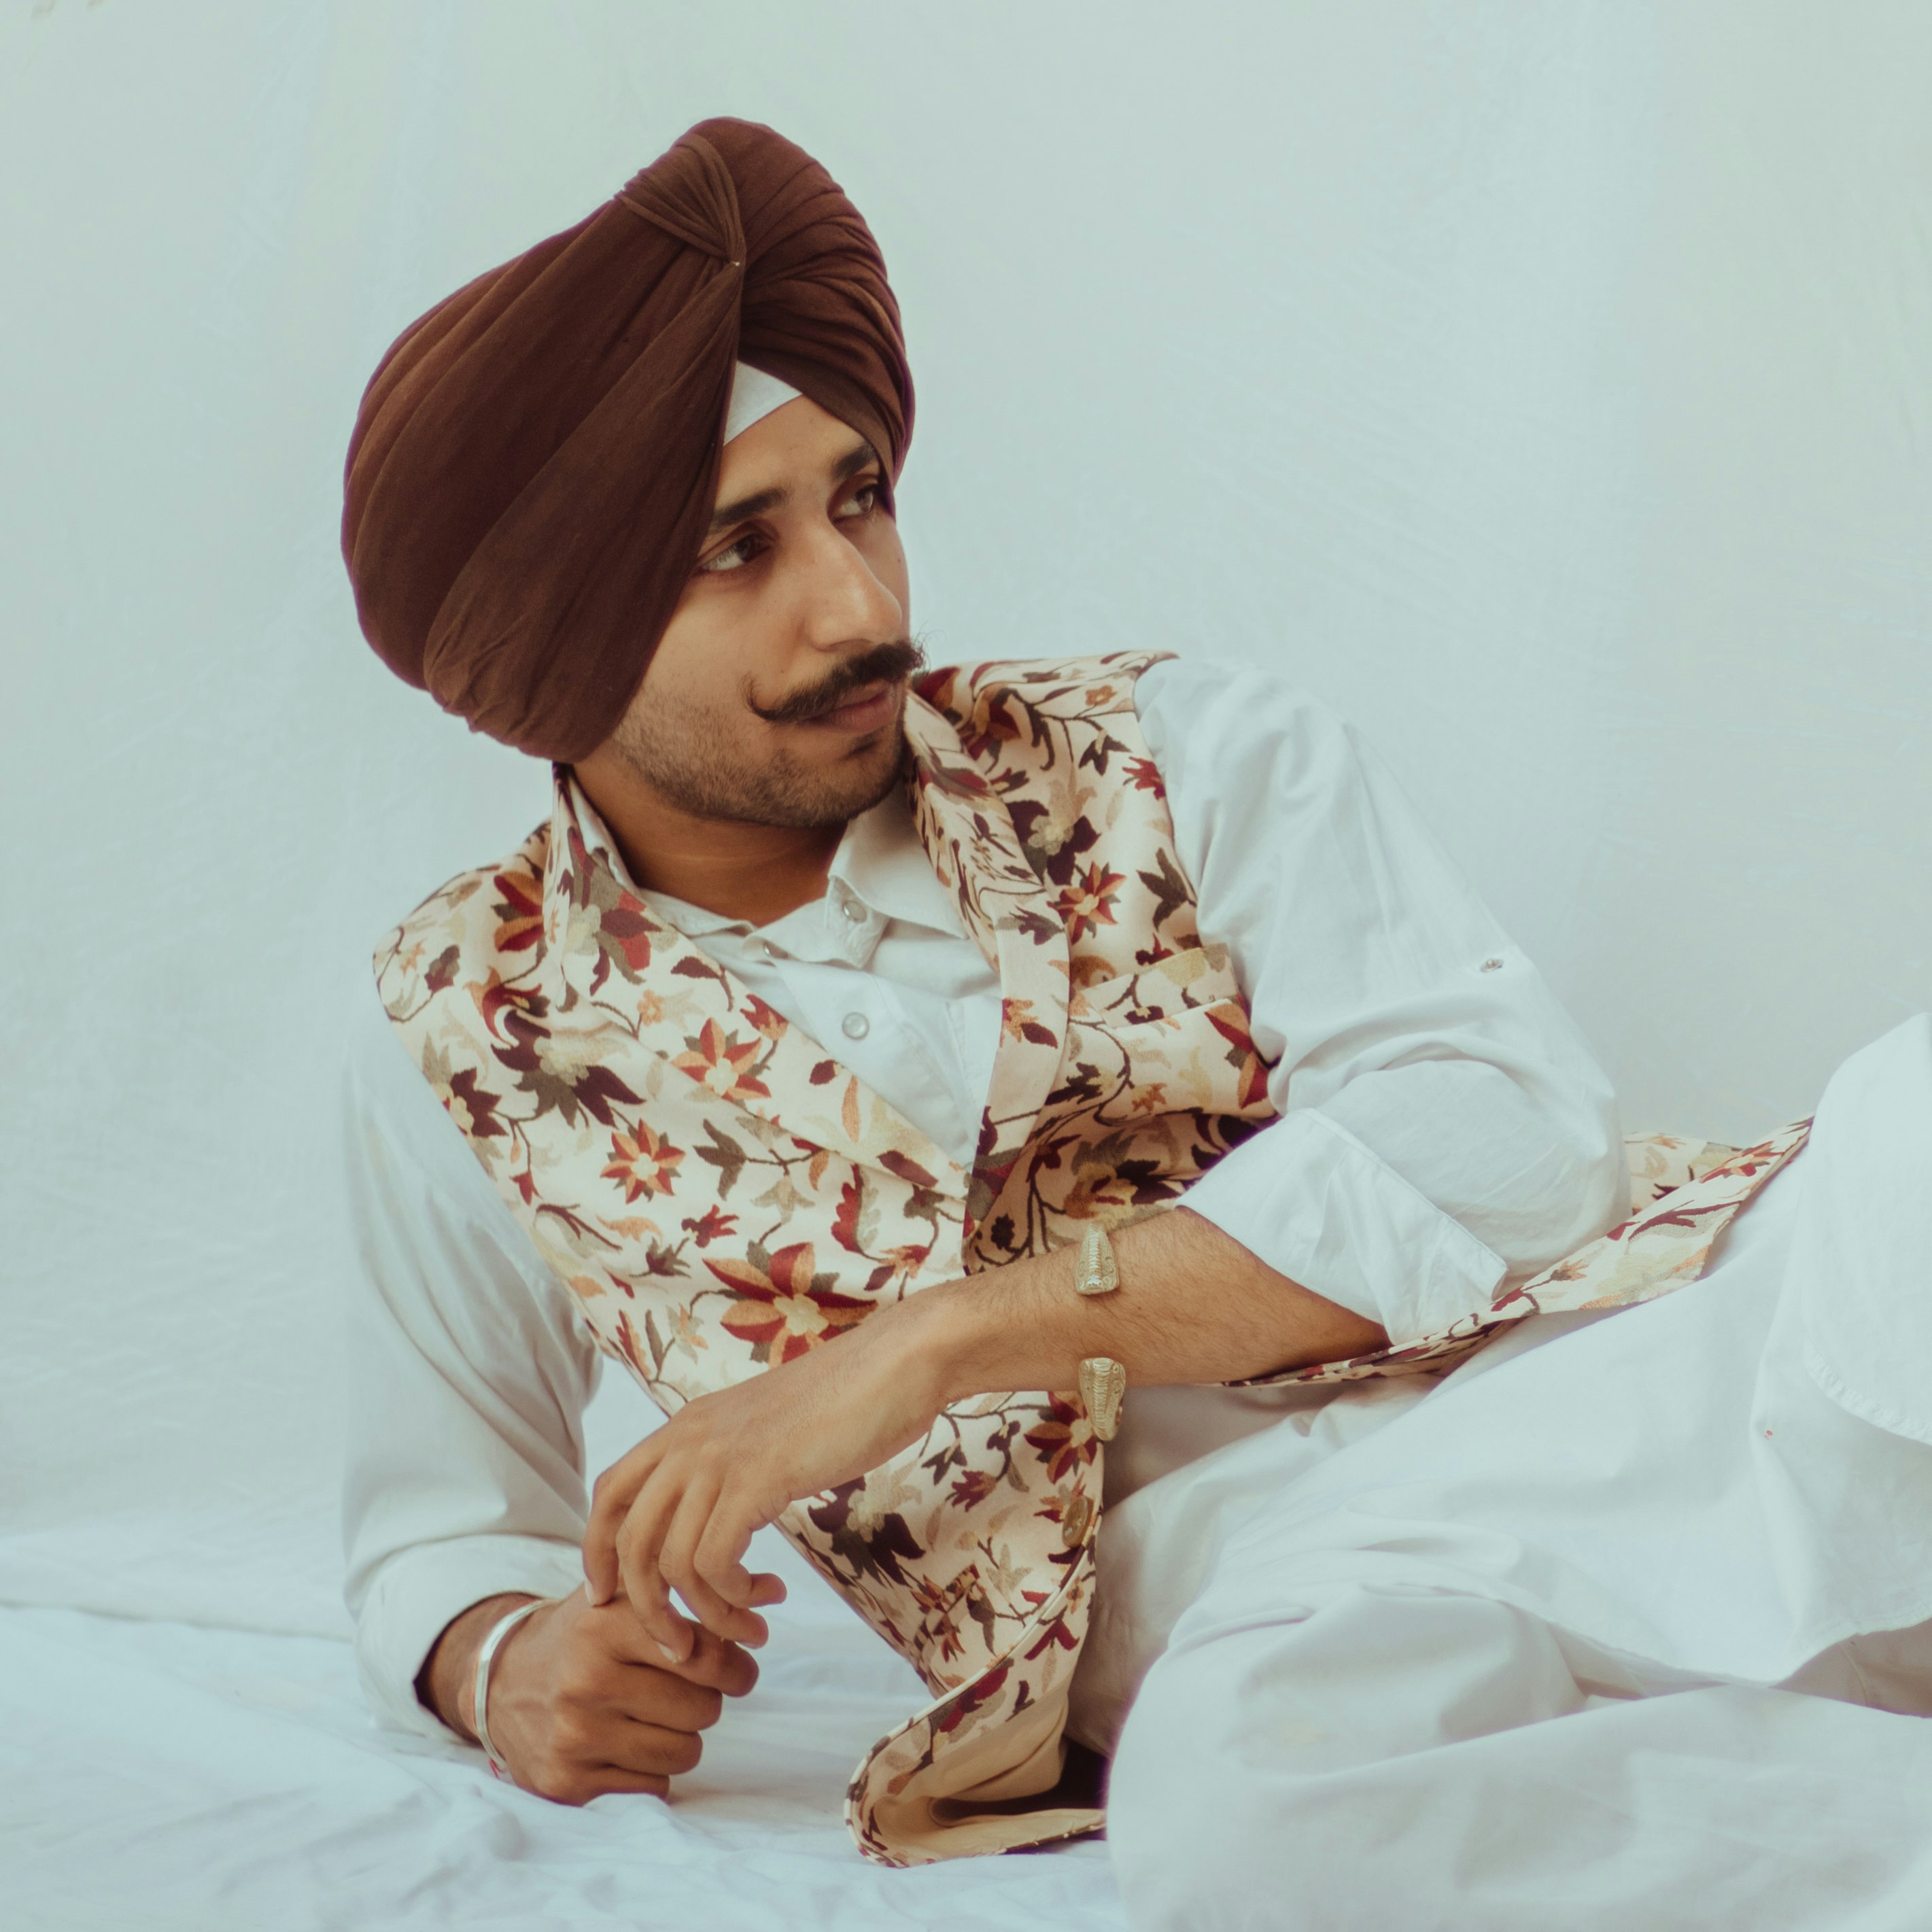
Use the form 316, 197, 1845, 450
788, 512, 904, 653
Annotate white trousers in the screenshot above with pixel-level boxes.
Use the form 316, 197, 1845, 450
1088, 1033, 1932, 1927
1107, 1570, 1932, 1931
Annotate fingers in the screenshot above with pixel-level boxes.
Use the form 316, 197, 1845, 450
607, 1717, 708, 1780
538, 1717, 704, 1803
585, 1407, 790, 1655
693, 1506, 788, 1625
584, 1437, 664, 1607
610, 1617, 760, 1700
614, 1463, 704, 1664
486, 1583, 751, 1809
748, 1571, 789, 1610
684, 1630, 760, 1700
596, 1656, 724, 1734
661, 1486, 771, 1650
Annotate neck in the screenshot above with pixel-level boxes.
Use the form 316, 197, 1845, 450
568, 759, 844, 927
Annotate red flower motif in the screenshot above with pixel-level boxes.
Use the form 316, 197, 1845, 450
673, 1018, 772, 1103
1052, 862, 1125, 944
740, 995, 787, 1042
600, 1120, 684, 1202
598, 897, 654, 976
948, 1468, 999, 1509
680, 1206, 738, 1248
708, 1242, 872, 1364
1124, 756, 1166, 797
1022, 1394, 1097, 1483
491, 872, 545, 954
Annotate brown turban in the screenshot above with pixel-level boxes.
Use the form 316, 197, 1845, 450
341, 118, 914, 761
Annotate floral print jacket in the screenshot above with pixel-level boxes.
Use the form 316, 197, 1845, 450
375, 653, 1808, 1864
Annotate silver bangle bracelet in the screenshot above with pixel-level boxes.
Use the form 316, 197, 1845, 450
471, 1597, 546, 1781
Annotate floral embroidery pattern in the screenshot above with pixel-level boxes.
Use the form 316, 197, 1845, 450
673, 1018, 772, 1103
905, 658, 1276, 1280
1021, 1394, 1099, 1485
709, 1241, 872, 1364
1051, 861, 1125, 943
601, 1120, 684, 1201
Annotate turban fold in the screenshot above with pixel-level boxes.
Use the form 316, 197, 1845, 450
341, 118, 914, 761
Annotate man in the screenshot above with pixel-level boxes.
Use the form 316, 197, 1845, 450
339, 118, 1818, 1897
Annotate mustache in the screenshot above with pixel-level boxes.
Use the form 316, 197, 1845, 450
747, 638, 927, 726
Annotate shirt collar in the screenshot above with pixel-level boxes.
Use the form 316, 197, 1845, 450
826, 785, 965, 938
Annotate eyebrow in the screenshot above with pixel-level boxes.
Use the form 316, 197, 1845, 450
706, 438, 879, 535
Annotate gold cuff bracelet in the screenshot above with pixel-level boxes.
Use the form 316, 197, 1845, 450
1074, 1225, 1125, 1439
1075, 1223, 1120, 1296
1080, 1356, 1127, 1442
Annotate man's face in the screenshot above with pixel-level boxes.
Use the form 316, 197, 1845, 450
596, 396, 917, 828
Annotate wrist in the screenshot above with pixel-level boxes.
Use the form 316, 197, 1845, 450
903, 1264, 1040, 1408
419, 1591, 540, 1741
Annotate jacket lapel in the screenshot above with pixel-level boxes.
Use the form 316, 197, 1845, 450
902, 698, 1072, 1238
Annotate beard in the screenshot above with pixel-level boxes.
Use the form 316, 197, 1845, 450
607, 638, 924, 829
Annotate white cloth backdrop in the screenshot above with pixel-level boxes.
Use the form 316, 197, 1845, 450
1, 0, 1927, 1683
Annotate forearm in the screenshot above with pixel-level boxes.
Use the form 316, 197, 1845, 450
906, 1207, 1385, 1405
581, 1210, 1386, 1653
417, 1591, 539, 1739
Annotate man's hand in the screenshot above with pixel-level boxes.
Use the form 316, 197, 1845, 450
583, 1308, 950, 1663
420, 1586, 757, 1804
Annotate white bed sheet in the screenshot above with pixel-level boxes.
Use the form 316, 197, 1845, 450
0, 1604, 1122, 1932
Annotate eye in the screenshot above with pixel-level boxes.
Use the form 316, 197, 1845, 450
696, 531, 767, 576
836, 481, 880, 520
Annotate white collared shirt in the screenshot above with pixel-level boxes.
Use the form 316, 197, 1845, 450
341, 657, 1625, 1735
639, 783, 999, 1171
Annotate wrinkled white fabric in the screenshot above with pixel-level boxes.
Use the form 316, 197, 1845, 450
1102, 1018, 1932, 1931
341, 658, 1623, 1738
0, 1602, 1122, 1932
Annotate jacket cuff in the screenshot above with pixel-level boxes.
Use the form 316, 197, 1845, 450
1181, 1109, 1507, 1346
353, 1534, 588, 1740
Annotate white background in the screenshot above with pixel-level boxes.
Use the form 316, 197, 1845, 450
1, 0, 1927, 1641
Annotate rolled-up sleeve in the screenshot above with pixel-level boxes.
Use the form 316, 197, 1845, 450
1139, 657, 1625, 1345
339, 985, 597, 1738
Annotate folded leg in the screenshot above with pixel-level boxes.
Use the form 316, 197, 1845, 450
1109, 1579, 1932, 1932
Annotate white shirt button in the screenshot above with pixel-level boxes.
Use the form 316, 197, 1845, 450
755, 939, 777, 961
842, 1012, 870, 1040
1480, 957, 1504, 973
842, 897, 867, 923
